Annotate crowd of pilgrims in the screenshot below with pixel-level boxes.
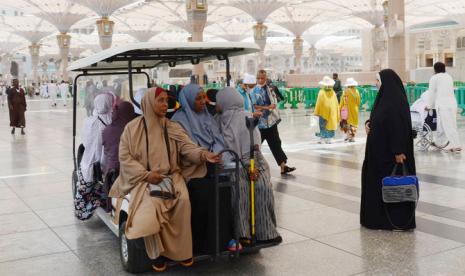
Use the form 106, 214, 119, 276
75, 72, 285, 271
74, 67, 431, 270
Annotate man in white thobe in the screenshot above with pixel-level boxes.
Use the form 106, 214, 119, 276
48, 81, 58, 107
59, 81, 69, 106
40, 83, 48, 98
426, 62, 461, 152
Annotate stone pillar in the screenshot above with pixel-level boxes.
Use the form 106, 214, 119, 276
186, 0, 208, 84
57, 33, 71, 82
362, 27, 387, 71
431, 31, 441, 64
406, 33, 417, 71
293, 36, 304, 73
41, 62, 49, 82
253, 23, 268, 69
308, 45, 317, 72
386, 0, 407, 80
416, 53, 422, 68
28, 43, 40, 84
96, 16, 115, 50
361, 29, 373, 71
373, 26, 388, 71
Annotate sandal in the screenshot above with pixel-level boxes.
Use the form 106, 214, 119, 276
152, 256, 168, 272
281, 166, 296, 175
152, 262, 167, 272
179, 258, 194, 267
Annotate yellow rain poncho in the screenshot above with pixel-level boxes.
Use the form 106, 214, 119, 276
339, 87, 361, 127
314, 88, 339, 131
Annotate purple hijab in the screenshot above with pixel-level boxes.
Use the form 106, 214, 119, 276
102, 101, 136, 174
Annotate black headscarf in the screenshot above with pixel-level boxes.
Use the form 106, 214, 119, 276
368, 68, 414, 157
206, 89, 218, 116
371, 69, 410, 123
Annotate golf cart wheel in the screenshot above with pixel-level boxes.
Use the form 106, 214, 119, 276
72, 171, 78, 198
119, 221, 152, 273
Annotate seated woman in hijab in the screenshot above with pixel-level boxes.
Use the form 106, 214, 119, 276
109, 87, 220, 272
75, 94, 113, 220
171, 84, 230, 254
216, 87, 282, 246
102, 101, 136, 175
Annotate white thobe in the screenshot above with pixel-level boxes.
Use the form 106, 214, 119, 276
40, 84, 48, 98
59, 83, 69, 106
48, 83, 58, 106
426, 73, 461, 149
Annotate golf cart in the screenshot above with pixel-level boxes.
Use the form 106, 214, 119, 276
69, 42, 281, 273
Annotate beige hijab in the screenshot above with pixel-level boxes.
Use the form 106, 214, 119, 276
109, 88, 206, 197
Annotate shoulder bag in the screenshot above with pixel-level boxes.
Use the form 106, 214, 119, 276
142, 117, 176, 200
340, 95, 349, 120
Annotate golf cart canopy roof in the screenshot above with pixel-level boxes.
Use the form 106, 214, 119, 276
68, 42, 260, 72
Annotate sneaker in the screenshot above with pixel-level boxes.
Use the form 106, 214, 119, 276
21, 129, 25, 135
281, 166, 296, 175
11, 128, 15, 134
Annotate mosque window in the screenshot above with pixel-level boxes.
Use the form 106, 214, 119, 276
445, 54, 453, 67
425, 55, 433, 67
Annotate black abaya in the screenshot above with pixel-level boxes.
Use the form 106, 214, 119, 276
360, 69, 416, 230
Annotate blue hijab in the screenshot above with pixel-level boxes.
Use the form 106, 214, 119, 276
171, 84, 224, 152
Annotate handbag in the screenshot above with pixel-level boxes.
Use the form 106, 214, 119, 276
382, 163, 419, 203
142, 117, 176, 200
382, 163, 419, 230
340, 95, 349, 120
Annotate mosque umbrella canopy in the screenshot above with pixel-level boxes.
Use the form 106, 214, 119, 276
0, 0, 464, 77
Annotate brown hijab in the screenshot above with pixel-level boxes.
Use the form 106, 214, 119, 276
109, 88, 206, 197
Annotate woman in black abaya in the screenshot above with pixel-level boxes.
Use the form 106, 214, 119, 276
360, 69, 416, 230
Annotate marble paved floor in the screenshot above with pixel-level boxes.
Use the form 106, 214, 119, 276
0, 99, 464, 276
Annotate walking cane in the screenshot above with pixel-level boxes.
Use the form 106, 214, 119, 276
245, 116, 259, 244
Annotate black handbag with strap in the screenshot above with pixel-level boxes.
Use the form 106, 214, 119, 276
142, 117, 176, 200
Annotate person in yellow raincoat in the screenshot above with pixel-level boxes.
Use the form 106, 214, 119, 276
339, 78, 361, 142
314, 76, 340, 144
